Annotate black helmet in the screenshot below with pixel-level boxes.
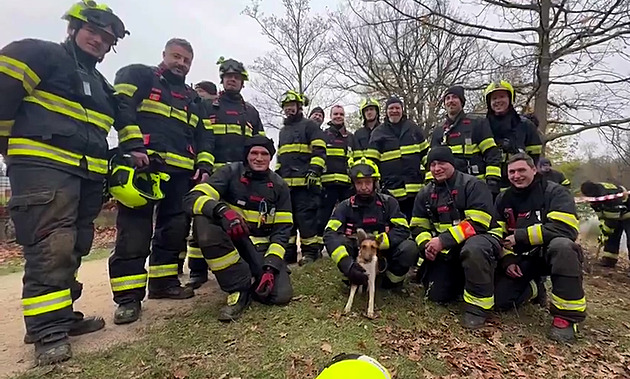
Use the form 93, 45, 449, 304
217, 57, 249, 81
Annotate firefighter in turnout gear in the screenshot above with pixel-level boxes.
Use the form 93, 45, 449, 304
309, 106, 325, 127
0, 0, 141, 365
187, 58, 265, 289
538, 158, 570, 188
495, 154, 585, 342
276, 90, 327, 265
318, 105, 356, 239
411, 147, 500, 329
581, 180, 630, 268
367, 97, 429, 220
484, 80, 542, 190
324, 158, 418, 288
183, 136, 294, 321
353, 98, 381, 160
108, 38, 214, 325
428, 86, 502, 195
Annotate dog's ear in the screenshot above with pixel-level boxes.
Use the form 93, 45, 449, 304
357, 228, 368, 243
374, 232, 384, 246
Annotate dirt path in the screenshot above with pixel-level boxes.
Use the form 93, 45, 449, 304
0, 258, 221, 378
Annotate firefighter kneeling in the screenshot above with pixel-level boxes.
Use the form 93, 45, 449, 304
411, 147, 501, 329
324, 158, 418, 289
184, 136, 294, 321
495, 153, 585, 343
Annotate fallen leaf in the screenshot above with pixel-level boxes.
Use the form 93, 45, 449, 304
321, 342, 333, 354
173, 368, 188, 379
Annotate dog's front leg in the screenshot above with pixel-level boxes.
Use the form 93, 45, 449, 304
367, 263, 377, 319
344, 285, 358, 314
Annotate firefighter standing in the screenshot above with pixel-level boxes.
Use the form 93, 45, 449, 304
0, 0, 144, 365
411, 147, 500, 329
495, 154, 585, 342
194, 80, 218, 102
324, 158, 418, 288
276, 90, 327, 265
187, 58, 264, 289
484, 80, 542, 189
184, 136, 293, 321
108, 38, 214, 325
428, 86, 502, 195
353, 98, 381, 160
367, 97, 429, 220
581, 180, 630, 267
309, 106, 325, 127
318, 105, 356, 238
539, 158, 570, 188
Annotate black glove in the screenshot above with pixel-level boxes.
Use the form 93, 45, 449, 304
305, 170, 321, 190
486, 178, 501, 196
338, 256, 368, 286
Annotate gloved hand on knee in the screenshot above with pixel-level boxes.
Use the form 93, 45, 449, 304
255, 267, 275, 298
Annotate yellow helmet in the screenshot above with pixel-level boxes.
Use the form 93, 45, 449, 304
317, 354, 391, 379
62, 0, 129, 41
108, 158, 170, 209
359, 98, 380, 117
280, 90, 309, 107
349, 157, 380, 180
483, 80, 515, 103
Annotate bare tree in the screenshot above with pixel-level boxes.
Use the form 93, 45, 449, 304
378, 0, 630, 144
328, 0, 494, 134
243, 0, 338, 123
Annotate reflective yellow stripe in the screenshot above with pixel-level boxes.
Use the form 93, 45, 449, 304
410, 217, 431, 229
0, 55, 41, 93
498, 221, 507, 233
379, 232, 390, 250
326, 219, 343, 231
463, 290, 494, 310
401, 142, 428, 155
278, 143, 311, 155
212, 124, 248, 135
527, 224, 543, 245
193, 196, 211, 215
146, 149, 194, 170
390, 217, 409, 228
485, 166, 501, 178
478, 137, 496, 153
118, 124, 143, 143
110, 274, 147, 292
464, 209, 492, 228
489, 227, 503, 239
22, 289, 72, 316
601, 251, 619, 259
311, 139, 326, 149
435, 223, 451, 233
0, 120, 14, 136
187, 246, 204, 259
288, 235, 297, 245
449, 145, 464, 154
266, 243, 285, 259
24, 90, 113, 133
284, 177, 307, 187
206, 249, 241, 271
547, 211, 579, 232
385, 270, 405, 283
310, 156, 325, 168
326, 147, 346, 156
415, 231, 432, 246
274, 211, 293, 224
526, 145, 542, 155
529, 280, 538, 301
501, 248, 515, 258
388, 187, 407, 198
8, 138, 107, 174
331, 245, 349, 264
301, 236, 320, 245
250, 236, 270, 245
380, 149, 401, 162
192, 183, 221, 200
196, 151, 215, 166
321, 173, 351, 183
364, 149, 381, 160
448, 224, 467, 244
113, 83, 138, 97
138, 99, 171, 117
405, 183, 423, 194
463, 143, 479, 155
148, 264, 179, 278
561, 179, 571, 186
425, 171, 434, 181
550, 293, 586, 312
203, 119, 213, 130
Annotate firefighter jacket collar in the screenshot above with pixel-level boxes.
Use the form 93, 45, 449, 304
326, 121, 349, 137
62, 40, 98, 70
445, 110, 465, 127
243, 166, 271, 180
510, 173, 544, 197
157, 63, 186, 85
384, 114, 408, 127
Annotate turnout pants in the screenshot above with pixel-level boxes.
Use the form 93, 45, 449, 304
317, 184, 352, 237
398, 197, 416, 221
601, 219, 630, 265
286, 187, 321, 263
420, 234, 499, 316
192, 216, 293, 304
9, 164, 102, 341
495, 237, 586, 323
109, 172, 191, 304
342, 236, 418, 284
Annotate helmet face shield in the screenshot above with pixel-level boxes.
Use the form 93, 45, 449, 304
219, 59, 249, 81
349, 158, 381, 181
63, 1, 129, 41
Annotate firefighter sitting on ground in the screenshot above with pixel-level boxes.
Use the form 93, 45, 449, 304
495, 153, 585, 342
581, 180, 630, 268
183, 136, 293, 321
411, 147, 501, 329
324, 158, 418, 290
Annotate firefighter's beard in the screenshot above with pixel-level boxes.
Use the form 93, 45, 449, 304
283, 111, 303, 125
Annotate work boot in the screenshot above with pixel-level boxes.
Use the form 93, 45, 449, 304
598, 256, 617, 268
461, 312, 487, 330
298, 253, 321, 266
148, 285, 194, 300
218, 291, 251, 322
113, 302, 141, 325
285, 250, 298, 264
548, 316, 577, 343
381, 273, 404, 290
187, 271, 208, 290
34, 333, 72, 366
24, 312, 105, 344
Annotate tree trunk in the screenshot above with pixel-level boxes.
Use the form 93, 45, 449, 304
535, 0, 551, 150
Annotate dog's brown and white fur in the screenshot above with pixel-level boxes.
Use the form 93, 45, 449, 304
344, 229, 382, 318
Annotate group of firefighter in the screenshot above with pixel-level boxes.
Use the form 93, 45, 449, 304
2, 1, 629, 373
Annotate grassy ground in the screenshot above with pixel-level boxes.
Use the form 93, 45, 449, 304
0, 248, 112, 277
11, 254, 630, 379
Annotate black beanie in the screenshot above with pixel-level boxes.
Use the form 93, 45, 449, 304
309, 106, 324, 118
580, 181, 603, 197
195, 81, 217, 95
385, 96, 403, 109
427, 146, 456, 167
444, 85, 466, 106
244, 135, 276, 163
